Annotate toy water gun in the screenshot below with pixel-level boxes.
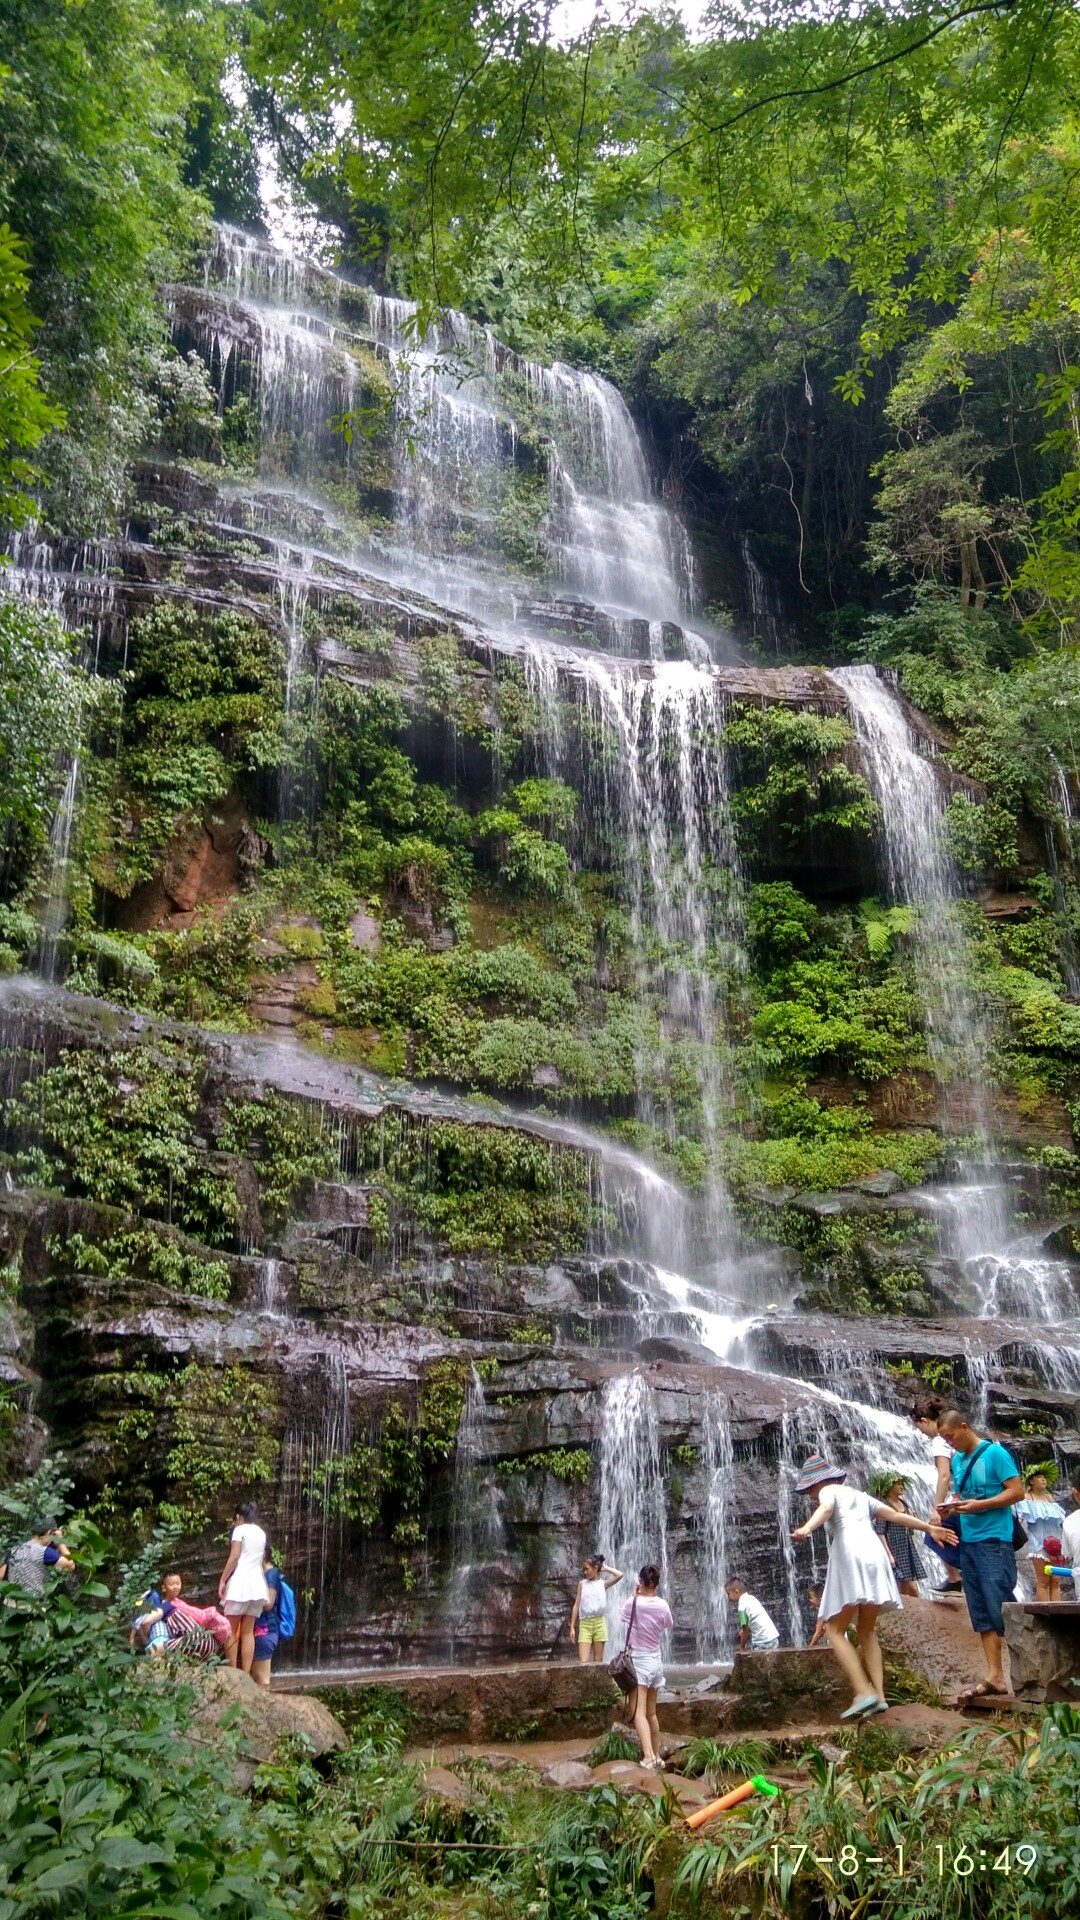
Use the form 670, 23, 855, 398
685, 1775, 779, 1829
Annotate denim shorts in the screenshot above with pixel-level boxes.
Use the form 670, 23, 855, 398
959, 1538, 1017, 1635
253, 1627, 279, 1661
628, 1647, 664, 1691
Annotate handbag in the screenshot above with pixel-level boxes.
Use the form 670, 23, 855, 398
609, 1594, 639, 1695
953, 1441, 1026, 1552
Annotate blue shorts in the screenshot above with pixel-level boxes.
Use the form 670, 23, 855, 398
959, 1539, 1016, 1636
253, 1628, 279, 1662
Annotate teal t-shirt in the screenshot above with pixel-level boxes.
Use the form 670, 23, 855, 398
950, 1441, 1020, 1543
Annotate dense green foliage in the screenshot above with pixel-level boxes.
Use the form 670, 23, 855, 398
0, 600, 92, 847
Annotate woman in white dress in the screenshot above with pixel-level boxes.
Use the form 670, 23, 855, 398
217, 1501, 270, 1673
791, 1453, 958, 1720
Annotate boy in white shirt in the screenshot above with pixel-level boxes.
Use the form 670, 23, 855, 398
726, 1578, 780, 1651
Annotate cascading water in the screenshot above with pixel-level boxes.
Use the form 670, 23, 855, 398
597, 1372, 669, 1654
830, 665, 1078, 1320
443, 1365, 507, 1662
698, 1392, 736, 1660
12, 218, 1080, 1673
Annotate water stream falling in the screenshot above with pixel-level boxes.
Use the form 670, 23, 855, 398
831, 665, 1026, 1290
597, 1372, 670, 1655
8, 222, 1080, 1670
698, 1392, 736, 1660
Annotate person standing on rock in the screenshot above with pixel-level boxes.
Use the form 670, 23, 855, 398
1015, 1469, 1066, 1602
790, 1452, 958, 1720
569, 1553, 624, 1663
218, 1502, 271, 1674
619, 1564, 672, 1770
870, 1471, 923, 1597
910, 1395, 962, 1593
936, 1410, 1023, 1701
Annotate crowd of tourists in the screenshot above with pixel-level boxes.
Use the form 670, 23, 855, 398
573, 1399, 1080, 1751
6, 1396, 1077, 1735
130, 1502, 296, 1681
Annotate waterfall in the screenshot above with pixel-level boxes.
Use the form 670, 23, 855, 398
740, 533, 789, 653
830, 666, 991, 1116
597, 1372, 669, 1654
531, 656, 747, 1264
443, 1364, 506, 1660
832, 666, 1010, 1252
254, 1258, 285, 1318
278, 1351, 353, 1667
698, 1391, 735, 1660
38, 755, 81, 982
185, 230, 704, 639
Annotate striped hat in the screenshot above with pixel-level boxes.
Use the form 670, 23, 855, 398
793, 1453, 847, 1494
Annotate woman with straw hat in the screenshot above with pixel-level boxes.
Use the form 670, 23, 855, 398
791, 1452, 958, 1720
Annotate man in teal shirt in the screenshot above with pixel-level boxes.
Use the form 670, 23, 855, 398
938, 1410, 1023, 1698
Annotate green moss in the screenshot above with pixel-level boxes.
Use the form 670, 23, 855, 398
218, 1090, 338, 1223
3, 1044, 238, 1243
498, 1447, 591, 1482
117, 1360, 279, 1530
46, 1225, 231, 1300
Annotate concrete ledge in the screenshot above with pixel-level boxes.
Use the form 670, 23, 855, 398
307, 1660, 621, 1743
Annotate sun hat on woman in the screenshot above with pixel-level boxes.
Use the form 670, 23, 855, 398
794, 1454, 847, 1494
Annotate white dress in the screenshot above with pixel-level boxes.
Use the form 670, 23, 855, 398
223, 1521, 270, 1610
816, 1483, 902, 1620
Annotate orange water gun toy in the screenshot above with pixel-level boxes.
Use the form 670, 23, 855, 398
685, 1774, 780, 1829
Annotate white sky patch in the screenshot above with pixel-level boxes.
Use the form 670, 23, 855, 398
551, 0, 712, 38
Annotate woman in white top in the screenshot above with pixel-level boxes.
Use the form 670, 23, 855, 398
791, 1452, 957, 1721
218, 1502, 270, 1673
910, 1395, 962, 1591
568, 1552, 624, 1662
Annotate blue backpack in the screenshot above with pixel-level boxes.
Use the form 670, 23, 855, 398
276, 1575, 297, 1641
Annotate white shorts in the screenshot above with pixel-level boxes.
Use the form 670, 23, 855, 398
628, 1647, 664, 1691
223, 1600, 265, 1618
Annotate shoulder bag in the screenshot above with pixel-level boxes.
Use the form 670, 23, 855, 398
609, 1595, 639, 1695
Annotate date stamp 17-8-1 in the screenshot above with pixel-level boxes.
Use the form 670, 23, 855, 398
765, 1843, 1039, 1879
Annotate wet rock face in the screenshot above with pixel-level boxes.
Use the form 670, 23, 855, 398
8, 227, 1080, 1683
1003, 1604, 1080, 1702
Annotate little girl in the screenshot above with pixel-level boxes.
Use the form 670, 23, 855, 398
1016, 1469, 1066, 1601
569, 1552, 624, 1662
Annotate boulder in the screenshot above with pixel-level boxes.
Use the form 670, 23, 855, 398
542, 1759, 594, 1788
192, 1666, 346, 1785
726, 1647, 848, 1727
1003, 1602, 1080, 1702
845, 1171, 905, 1198
422, 1765, 473, 1804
